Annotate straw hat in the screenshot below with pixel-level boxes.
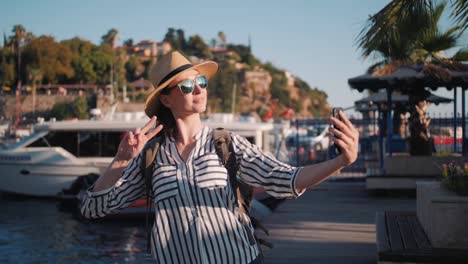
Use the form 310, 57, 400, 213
144, 51, 218, 117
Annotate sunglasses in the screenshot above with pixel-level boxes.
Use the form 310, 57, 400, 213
164, 75, 208, 95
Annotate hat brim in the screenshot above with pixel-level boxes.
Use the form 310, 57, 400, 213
144, 61, 218, 117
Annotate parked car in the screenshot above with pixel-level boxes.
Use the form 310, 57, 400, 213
285, 125, 330, 164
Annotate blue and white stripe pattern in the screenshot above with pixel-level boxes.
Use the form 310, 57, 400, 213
81, 126, 303, 264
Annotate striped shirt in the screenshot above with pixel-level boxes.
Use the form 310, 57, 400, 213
81, 126, 304, 264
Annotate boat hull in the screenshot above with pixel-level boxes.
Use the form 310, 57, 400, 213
0, 163, 100, 197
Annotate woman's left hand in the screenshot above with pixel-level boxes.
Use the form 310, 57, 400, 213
329, 111, 359, 167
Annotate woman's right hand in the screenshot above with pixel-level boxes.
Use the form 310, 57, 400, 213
115, 116, 163, 161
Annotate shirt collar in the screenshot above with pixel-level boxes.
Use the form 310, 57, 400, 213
167, 125, 209, 143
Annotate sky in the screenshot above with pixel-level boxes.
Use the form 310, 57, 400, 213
1, 0, 467, 117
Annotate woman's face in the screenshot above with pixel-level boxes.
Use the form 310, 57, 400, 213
160, 69, 207, 117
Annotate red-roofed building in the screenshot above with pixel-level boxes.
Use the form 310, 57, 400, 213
124, 40, 172, 58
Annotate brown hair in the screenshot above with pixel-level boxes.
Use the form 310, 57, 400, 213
157, 89, 178, 138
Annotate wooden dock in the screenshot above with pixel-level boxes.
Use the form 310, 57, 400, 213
261, 181, 416, 263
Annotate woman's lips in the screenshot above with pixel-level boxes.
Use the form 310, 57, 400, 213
193, 97, 204, 104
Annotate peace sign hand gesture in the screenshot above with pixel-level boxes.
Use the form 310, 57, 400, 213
115, 116, 163, 161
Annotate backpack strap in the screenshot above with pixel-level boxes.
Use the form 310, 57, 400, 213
141, 136, 163, 254
212, 128, 248, 219
213, 128, 273, 258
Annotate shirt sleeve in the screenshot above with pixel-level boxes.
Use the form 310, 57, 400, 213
231, 133, 305, 199
80, 152, 146, 219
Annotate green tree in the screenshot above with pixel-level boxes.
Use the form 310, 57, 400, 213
101, 28, 119, 48
307, 87, 329, 118
164, 28, 178, 50
218, 31, 226, 48
141, 59, 154, 80
227, 44, 260, 66
208, 61, 239, 112
89, 44, 114, 85
294, 77, 312, 92
73, 96, 89, 119
123, 38, 133, 47
50, 102, 73, 120
262, 62, 290, 106
0, 47, 16, 86
61, 37, 97, 84
12, 24, 26, 87
115, 48, 127, 89
186, 35, 211, 58
357, 0, 467, 155
49, 96, 89, 120
176, 29, 187, 51
125, 55, 140, 82
22, 35, 74, 84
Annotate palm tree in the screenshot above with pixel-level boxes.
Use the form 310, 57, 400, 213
27, 66, 42, 119
101, 29, 119, 99
357, 0, 467, 155
12, 24, 25, 90
218, 31, 227, 48
101, 28, 119, 49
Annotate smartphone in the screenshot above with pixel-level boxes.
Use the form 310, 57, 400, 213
330, 107, 343, 156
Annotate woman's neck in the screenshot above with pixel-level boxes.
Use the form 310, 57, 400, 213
174, 114, 203, 146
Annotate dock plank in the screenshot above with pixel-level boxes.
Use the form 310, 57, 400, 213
261, 182, 415, 264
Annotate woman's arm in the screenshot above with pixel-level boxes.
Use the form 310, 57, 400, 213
80, 117, 163, 218
295, 110, 359, 192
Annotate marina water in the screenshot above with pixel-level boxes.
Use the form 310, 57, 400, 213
0, 187, 153, 263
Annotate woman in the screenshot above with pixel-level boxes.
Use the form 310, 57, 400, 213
81, 51, 359, 264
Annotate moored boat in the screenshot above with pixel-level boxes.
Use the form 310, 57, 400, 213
0, 116, 275, 197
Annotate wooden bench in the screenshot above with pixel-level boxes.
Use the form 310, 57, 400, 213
376, 211, 468, 263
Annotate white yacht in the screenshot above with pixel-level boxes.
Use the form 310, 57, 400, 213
0, 116, 275, 197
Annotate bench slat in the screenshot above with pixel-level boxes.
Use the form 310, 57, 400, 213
407, 214, 431, 249
376, 212, 391, 253
386, 213, 404, 251
399, 216, 419, 249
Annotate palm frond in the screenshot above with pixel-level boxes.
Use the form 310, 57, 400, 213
356, 0, 433, 60
419, 31, 458, 55
432, 1, 447, 27
451, 0, 467, 32
451, 48, 468, 61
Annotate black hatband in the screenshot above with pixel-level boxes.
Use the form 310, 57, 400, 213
158, 64, 193, 86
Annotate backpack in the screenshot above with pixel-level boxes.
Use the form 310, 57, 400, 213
141, 128, 273, 257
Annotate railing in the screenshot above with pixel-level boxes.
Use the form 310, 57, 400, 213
284, 112, 467, 178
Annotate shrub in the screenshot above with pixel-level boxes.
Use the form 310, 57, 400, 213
441, 161, 468, 196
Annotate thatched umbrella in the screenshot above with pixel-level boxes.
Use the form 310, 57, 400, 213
349, 62, 468, 157
355, 90, 452, 112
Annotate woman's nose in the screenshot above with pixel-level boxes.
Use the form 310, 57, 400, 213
192, 83, 202, 94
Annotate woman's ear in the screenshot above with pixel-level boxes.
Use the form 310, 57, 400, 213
159, 95, 171, 108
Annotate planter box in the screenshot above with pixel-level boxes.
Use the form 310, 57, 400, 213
367, 156, 466, 190
386, 156, 465, 177
417, 181, 468, 249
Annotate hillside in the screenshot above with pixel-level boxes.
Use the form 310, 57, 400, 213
0, 26, 331, 121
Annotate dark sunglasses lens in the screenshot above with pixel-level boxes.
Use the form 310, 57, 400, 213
178, 80, 194, 94
196, 76, 208, 88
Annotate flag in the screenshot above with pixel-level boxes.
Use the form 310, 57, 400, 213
261, 99, 279, 122
280, 107, 295, 118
